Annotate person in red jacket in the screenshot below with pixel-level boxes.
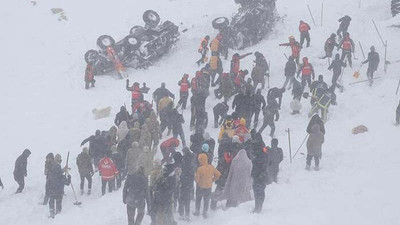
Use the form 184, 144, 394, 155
338, 32, 355, 68
98, 152, 119, 195
297, 57, 315, 88
299, 20, 311, 48
160, 137, 180, 165
197, 35, 210, 65
230, 53, 252, 76
178, 74, 191, 110
191, 71, 203, 95
84, 62, 96, 89
279, 36, 301, 65
235, 118, 249, 142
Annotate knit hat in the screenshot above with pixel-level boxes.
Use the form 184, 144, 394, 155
201, 143, 210, 153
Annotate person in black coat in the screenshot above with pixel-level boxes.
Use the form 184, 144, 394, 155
252, 89, 266, 129
13, 149, 31, 193
251, 142, 269, 213
292, 78, 304, 101
328, 54, 347, 90
152, 164, 176, 225
362, 46, 380, 86
123, 166, 150, 225
267, 87, 285, 110
267, 139, 283, 183
114, 106, 131, 126
336, 15, 351, 39
307, 114, 326, 134
111, 146, 124, 190
42, 153, 54, 204
190, 93, 207, 130
190, 128, 205, 155
310, 75, 329, 105
81, 130, 106, 169
233, 90, 255, 127
202, 132, 216, 164
171, 108, 186, 147
213, 102, 229, 128
322, 33, 339, 59
283, 56, 297, 89
47, 154, 71, 218
258, 102, 280, 137
153, 83, 175, 112
179, 147, 195, 220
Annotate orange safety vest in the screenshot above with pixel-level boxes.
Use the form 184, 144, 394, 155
291, 43, 300, 57
342, 38, 352, 51
180, 79, 189, 92
302, 63, 312, 76
210, 38, 220, 52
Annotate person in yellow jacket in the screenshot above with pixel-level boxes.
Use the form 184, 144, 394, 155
194, 154, 221, 219
158, 96, 173, 114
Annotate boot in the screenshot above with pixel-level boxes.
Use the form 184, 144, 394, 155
314, 166, 320, 171
202, 212, 208, 219
193, 211, 200, 216
80, 190, 84, 195
87, 189, 91, 195
305, 165, 311, 170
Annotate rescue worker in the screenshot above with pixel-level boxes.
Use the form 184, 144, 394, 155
209, 35, 223, 82
328, 54, 347, 91
126, 80, 148, 107
279, 36, 301, 65
84, 62, 96, 89
230, 52, 252, 76
213, 102, 229, 128
308, 86, 337, 122
362, 46, 380, 86
153, 83, 175, 113
337, 15, 352, 39
297, 57, 315, 88
177, 74, 191, 110
299, 20, 311, 48
252, 51, 269, 89
197, 35, 210, 65
338, 32, 355, 68
283, 56, 297, 89
322, 33, 339, 59
310, 75, 328, 105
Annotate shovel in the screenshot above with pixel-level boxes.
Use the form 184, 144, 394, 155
353, 64, 363, 79
65, 152, 82, 206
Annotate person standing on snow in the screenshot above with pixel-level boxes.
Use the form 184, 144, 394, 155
251, 144, 269, 213
194, 154, 221, 219
177, 74, 191, 110
299, 20, 311, 48
322, 33, 339, 59
221, 149, 252, 208
283, 56, 297, 89
13, 149, 31, 193
153, 83, 175, 112
47, 154, 71, 218
84, 62, 96, 89
267, 139, 283, 183
98, 151, 119, 195
197, 35, 210, 65
279, 36, 301, 65
230, 53, 252, 77
252, 51, 269, 90
306, 124, 325, 171
123, 166, 150, 225
396, 101, 400, 125
308, 86, 337, 122
81, 129, 106, 169
76, 147, 94, 195
213, 102, 229, 128
338, 32, 355, 68
252, 89, 266, 129
336, 15, 352, 39
114, 106, 131, 127
267, 87, 285, 110
328, 54, 347, 91
111, 146, 124, 190
297, 57, 315, 89
41, 153, 54, 205
179, 147, 195, 221
310, 75, 328, 106
258, 102, 280, 137
362, 46, 380, 86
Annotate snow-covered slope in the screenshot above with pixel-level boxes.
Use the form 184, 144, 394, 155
1, 0, 399, 225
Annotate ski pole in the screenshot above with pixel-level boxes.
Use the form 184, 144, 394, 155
358, 41, 366, 60
307, 5, 316, 26
348, 77, 381, 85
293, 134, 309, 159
285, 128, 292, 163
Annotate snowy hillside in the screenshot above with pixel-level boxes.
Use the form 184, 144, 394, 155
1, 0, 399, 225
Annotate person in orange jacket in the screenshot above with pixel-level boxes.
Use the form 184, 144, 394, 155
279, 36, 302, 65
98, 151, 119, 195
84, 62, 96, 89
196, 35, 210, 65
299, 20, 311, 48
230, 53, 252, 76
178, 74, 191, 110
338, 32, 355, 68
194, 154, 221, 219
297, 57, 315, 88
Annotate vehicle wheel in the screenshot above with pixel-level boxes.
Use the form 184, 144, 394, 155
392, 0, 400, 16
143, 10, 160, 26
124, 35, 141, 50
129, 25, 146, 36
212, 17, 229, 30
84, 50, 99, 64
97, 35, 115, 50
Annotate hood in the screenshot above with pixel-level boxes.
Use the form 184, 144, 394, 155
143, 146, 150, 153
119, 121, 128, 129
335, 53, 340, 60
120, 106, 126, 112
311, 124, 321, 133
46, 153, 54, 161
198, 153, 208, 166
271, 138, 278, 148
133, 122, 140, 128
54, 154, 62, 164
22, 149, 31, 157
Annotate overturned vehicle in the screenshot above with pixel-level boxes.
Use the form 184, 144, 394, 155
212, 0, 278, 50
84, 10, 180, 77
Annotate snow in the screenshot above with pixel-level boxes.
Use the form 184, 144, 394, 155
1, 0, 399, 224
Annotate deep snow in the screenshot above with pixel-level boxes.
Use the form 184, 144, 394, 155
0, 0, 400, 225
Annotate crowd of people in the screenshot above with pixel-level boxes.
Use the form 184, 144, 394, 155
2, 12, 398, 225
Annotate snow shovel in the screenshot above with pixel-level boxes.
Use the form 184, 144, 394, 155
353, 64, 363, 79
65, 152, 82, 206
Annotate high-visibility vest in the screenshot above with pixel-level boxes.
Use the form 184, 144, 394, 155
302, 64, 312, 76
299, 23, 310, 32
317, 94, 332, 109
342, 38, 352, 51
180, 79, 189, 92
